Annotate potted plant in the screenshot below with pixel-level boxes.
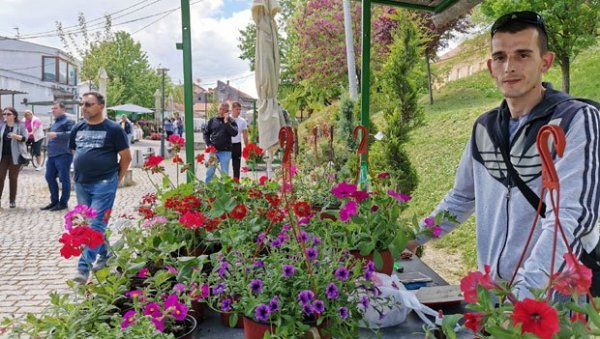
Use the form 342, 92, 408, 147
293, 162, 340, 212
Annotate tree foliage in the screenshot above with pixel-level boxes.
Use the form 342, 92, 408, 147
56, 12, 113, 59
81, 31, 164, 108
480, 0, 600, 93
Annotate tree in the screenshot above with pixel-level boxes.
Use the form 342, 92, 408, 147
480, 0, 600, 93
81, 31, 164, 108
56, 12, 113, 59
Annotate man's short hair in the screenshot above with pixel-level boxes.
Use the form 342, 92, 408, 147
491, 11, 549, 54
231, 102, 242, 109
53, 101, 66, 109
82, 92, 105, 105
220, 102, 230, 109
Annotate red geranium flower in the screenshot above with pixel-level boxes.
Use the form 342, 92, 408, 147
71, 226, 105, 249
293, 201, 311, 217
265, 194, 281, 207
551, 252, 592, 296
230, 203, 247, 220
460, 265, 495, 304
179, 211, 206, 229
242, 143, 264, 161
204, 218, 221, 232
195, 153, 205, 163
205, 146, 217, 153
511, 298, 559, 339
172, 154, 183, 164
464, 312, 484, 333
259, 176, 268, 186
248, 188, 263, 198
168, 135, 185, 150
144, 155, 164, 170
59, 232, 83, 259
138, 206, 156, 220
267, 209, 285, 223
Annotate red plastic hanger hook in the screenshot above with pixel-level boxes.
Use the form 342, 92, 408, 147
536, 125, 566, 191
353, 125, 368, 155
279, 126, 294, 166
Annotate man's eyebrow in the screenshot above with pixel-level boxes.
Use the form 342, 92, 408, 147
515, 48, 534, 54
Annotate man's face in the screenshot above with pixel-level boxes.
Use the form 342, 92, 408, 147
81, 95, 103, 120
218, 104, 229, 118
231, 106, 241, 118
51, 104, 64, 118
487, 28, 553, 101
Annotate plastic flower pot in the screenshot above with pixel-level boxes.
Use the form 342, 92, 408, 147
190, 300, 206, 323
172, 314, 197, 339
350, 249, 394, 275
242, 317, 331, 339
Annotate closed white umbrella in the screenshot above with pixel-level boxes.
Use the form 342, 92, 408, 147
252, 0, 287, 150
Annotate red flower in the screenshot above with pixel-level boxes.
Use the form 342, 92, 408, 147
102, 209, 112, 224
571, 312, 588, 325
267, 209, 285, 223
144, 155, 164, 169
168, 135, 185, 150
551, 252, 592, 296
59, 232, 83, 259
241, 166, 250, 173
58, 226, 104, 259
165, 196, 180, 210
259, 176, 268, 186
204, 218, 221, 232
460, 265, 495, 304
248, 188, 263, 198
179, 211, 206, 229
464, 312, 484, 333
265, 194, 281, 207
242, 143, 264, 161
172, 154, 183, 164
511, 298, 559, 339
230, 203, 247, 220
205, 146, 217, 153
138, 206, 156, 220
195, 153, 205, 163
293, 201, 311, 217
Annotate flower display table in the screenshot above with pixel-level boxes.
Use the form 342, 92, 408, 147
191, 257, 471, 338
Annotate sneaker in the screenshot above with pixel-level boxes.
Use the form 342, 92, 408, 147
9, 201, 16, 209
41, 203, 57, 211
73, 271, 89, 284
92, 257, 109, 273
50, 204, 68, 211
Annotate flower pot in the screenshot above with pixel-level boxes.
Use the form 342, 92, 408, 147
221, 311, 244, 328
242, 316, 331, 339
171, 314, 197, 339
350, 249, 394, 275
190, 300, 206, 323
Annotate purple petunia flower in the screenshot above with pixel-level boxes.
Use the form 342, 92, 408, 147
338, 307, 349, 319
312, 235, 321, 246
364, 260, 376, 279
359, 295, 370, 310
313, 300, 325, 314
213, 283, 226, 295
250, 279, 263, 294
297, 230, 308, 243
331, 181, 357, 199
298, 290, 315, 305
269, 296, 280, 312
387, 189, 412, 203
339, 200, 358, 222
256, 232, 266, 244
271, 238, 282, 248
221, 297, 233, 312
121, 310, 137, 329
282, 224, 291, 233
326, 283, 339, 300
305, 247, 318, 261
218, 261, 230, 278
255, 304, 271, 323
253, 260, 265, 269
334, 267, 349, 281
282, 264, 295, 278
302, 303, 315, 316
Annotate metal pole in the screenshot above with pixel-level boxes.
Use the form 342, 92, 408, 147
343, 0, 358, 101
159, 68, 167, 158
179, 0, 195, 182
252, 99, 257, 144
359, 0, 372, 186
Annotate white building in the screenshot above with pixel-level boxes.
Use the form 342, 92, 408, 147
0, 37, 79, 115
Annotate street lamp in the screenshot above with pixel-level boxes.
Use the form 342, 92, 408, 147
157, 67, 169, 157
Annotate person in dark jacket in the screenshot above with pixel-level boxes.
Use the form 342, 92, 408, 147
203, 102, 238, 183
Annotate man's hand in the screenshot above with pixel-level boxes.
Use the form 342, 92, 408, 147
47, 132, 57, 139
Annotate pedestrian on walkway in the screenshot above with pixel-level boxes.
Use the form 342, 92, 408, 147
204, 102, 238, 183
0, 107, 28, 208
41, 101, 74, 212
120, 114, 133, 145
69, 92, 132, 283
230, 101, 248, 182
23, 110, 45, 169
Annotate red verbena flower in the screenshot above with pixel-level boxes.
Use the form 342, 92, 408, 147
464, 312, 484, 333
265, 194, 281, 207
230, 203, 247, 220
267, 209, 285, 223
511, 298, 559, 339
551, 252, 592, 296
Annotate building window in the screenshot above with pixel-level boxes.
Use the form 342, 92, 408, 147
42, 56, 77, 85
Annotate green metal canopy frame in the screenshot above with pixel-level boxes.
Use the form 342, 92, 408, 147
358, 0, 481, 184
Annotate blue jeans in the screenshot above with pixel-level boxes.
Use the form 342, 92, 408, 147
205, 151, 231, 183
45, 153, 73, 205
75, 173, 118, 274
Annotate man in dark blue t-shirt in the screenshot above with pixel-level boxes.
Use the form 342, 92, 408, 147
69, 92, 132, 284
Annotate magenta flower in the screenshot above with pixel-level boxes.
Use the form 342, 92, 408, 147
339, 200, 358, 222
164, 293, 188, 321
431, 225, 443, 237
63, 204, 98, 231
121, 310, 136, 329
255, 304, 271, 322
331, 181, 357, 199
423, 216, 436, 227
334, 267, 349, 281
377, 172, 390, 179
173, 283, 186, 293
165, 265, 178, 275
152, 317, 165, 332
282, 264, 296, 278
125, 289, 144, 299
352, 189, 370, 203
144, 302, 162, 318
137, 267, 150, 278
387, 189, 412, 203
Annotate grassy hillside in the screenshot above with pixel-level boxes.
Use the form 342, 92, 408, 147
403, 40, 600, 271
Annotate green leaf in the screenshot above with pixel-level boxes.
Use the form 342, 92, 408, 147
359, 242, 375, 256
162, 175, 170, 188
373, 250, 383, 270
230, 312, 239, 328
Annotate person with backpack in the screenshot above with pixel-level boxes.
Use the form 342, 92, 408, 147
407, 11, 600, 298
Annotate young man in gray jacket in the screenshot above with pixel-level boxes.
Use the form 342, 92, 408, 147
408, 11, 600, 299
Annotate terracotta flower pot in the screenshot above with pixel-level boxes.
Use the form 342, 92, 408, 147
242, 316, 331, 339
350, 249, 394, 275
221, 311, 244, 328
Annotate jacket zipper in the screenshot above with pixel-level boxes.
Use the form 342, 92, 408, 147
496, 185, 511, 280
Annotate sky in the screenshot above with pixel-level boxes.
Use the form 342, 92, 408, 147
0, 0, 258, 97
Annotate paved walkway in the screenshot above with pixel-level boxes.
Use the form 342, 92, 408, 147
0, 140, 213, 321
